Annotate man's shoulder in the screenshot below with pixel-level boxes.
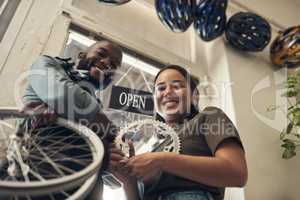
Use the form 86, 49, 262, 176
38, 55, 58, 63
31, 55, 67, 71
31, 55, 56, 67
41, 54, 73, 64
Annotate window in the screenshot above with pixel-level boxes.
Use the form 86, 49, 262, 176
0, 0, 21, 42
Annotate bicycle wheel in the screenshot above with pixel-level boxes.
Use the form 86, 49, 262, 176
0, 107, 104, 197
2, 173, 98, 200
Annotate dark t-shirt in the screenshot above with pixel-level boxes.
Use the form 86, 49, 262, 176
144, 106, 244, 200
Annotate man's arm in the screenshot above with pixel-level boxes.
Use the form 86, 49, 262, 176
27, 56, 101, 121
26, 56, 119, 172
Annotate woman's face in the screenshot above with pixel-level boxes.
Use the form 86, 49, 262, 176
154, 69, 192, 123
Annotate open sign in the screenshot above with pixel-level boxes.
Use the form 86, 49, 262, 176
109, 85, 154, 116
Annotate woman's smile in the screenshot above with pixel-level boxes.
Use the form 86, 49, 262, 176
162, 98, 180, 109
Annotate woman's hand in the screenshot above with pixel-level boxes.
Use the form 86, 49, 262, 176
125, 152, 167, 184
108, 142, 136, 184
108, 142, 140, 200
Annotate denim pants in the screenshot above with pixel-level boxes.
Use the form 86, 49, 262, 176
157, 190, 215, 200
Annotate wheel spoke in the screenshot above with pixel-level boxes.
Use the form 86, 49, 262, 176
60, 190, 71, 197
49, 194, 56, 200
12, 141, 30, 182
33, 144, 65, 177
30, 132, 81, 152
25, 196, 32, 200
29, 168, 45, 181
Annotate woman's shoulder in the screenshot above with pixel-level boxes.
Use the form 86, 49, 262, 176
191, 106, 224, 118
181, 107, 229, 129
200, 106, 228, 119
202, 106, 224, 113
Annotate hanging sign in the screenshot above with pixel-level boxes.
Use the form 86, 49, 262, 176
109, 85, 154, 116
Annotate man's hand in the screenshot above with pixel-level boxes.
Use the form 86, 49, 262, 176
20, 102, 57, 128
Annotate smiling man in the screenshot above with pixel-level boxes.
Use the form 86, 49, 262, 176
21, 40, 123, 200
23, 41, 122, 123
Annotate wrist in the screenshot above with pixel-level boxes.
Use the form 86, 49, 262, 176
122, 175, 137, 184
158, 152, 176, 171
122, 177, 138, 188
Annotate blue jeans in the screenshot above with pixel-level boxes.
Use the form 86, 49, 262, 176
158, 190, 214, 200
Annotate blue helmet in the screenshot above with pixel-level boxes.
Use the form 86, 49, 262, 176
194, 0, 228, 41
225, 12, 271, 52
155, 0, 195, 33
97, 0, 131, 6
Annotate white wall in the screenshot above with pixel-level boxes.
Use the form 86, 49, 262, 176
231, 0, 300, 28
0, 0, 63, 107
203, 5, 300, 200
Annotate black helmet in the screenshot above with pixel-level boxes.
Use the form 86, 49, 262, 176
97, 0, 131, 6
155, 0, 195, 33
225, 12, 271, 52
270, 26, 300, 68
194, 0, 228, 41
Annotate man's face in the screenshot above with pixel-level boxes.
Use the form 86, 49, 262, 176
78, 42, 122, 84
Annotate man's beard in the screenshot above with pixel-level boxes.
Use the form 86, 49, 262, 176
76, 58, 115, 90
77, 58, 94, 70
95, 72, 114, 90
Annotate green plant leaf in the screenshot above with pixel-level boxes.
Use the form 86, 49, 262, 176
281, 143, 290, 148
282, 149, 296, 159
283, 138, 294, 144
289, 107, 300, 114
294, 115, 300, 125
286, 122, 294, 134
280, 130, 286, 140
289, 108, 300, 125
294, 134, 300, 139
284, 90, 298, 97
271, 72, 300, 159
281, 143, 296, 151
291, 90, 298, 97
282, 139, 296, 151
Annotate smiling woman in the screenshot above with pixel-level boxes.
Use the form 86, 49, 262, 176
108, 65, 247, 200
154, 65, 198, 124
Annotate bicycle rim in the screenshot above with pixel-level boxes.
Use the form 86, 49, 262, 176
0, 107, 104, 196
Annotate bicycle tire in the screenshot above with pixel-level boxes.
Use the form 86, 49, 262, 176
0, 107, 104, 197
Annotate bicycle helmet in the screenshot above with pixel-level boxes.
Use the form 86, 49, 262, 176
270, 26, 300, 68
225, 12, 271, 52
97, 0, 131, 6
155, 0, 195, 33
194, 0, 228, 41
